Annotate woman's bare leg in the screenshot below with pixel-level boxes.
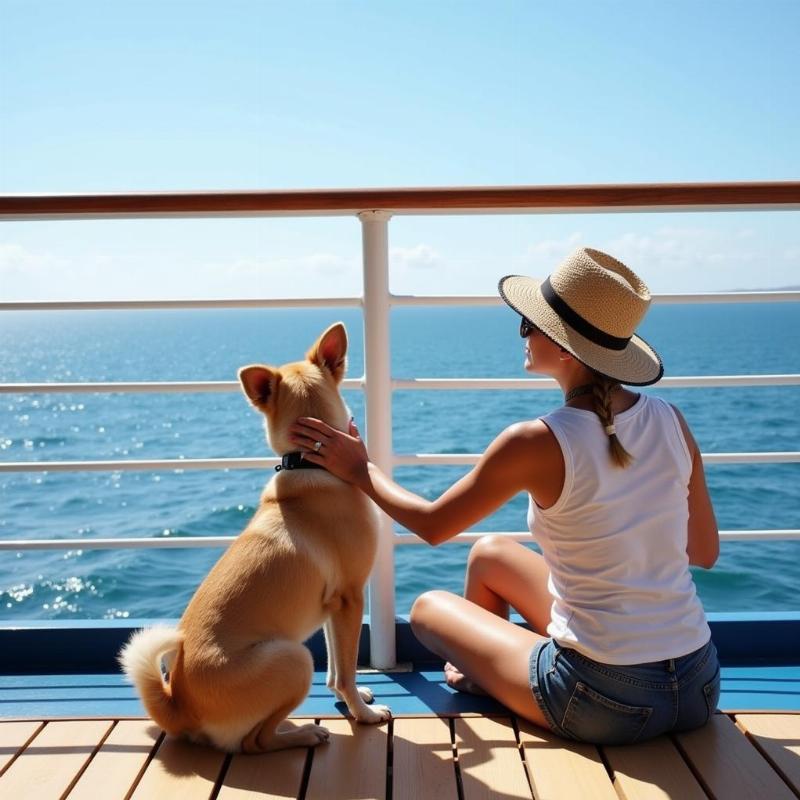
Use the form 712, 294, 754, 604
410, 590, 550, 729
464, 535, 552, 630
444, 535, 553, 693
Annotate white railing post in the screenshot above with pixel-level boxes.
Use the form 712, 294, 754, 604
359, 209, 397, 669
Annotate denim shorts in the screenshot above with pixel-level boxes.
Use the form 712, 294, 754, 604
529, 637, 720, 745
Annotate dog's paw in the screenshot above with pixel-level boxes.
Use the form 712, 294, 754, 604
293, 723, 330, 747
357, 685, 374, 703
354, 703, 392, 724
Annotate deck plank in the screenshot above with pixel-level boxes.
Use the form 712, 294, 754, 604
0, 719, 112, 800
676, 713, 796, 800
1, 712, 798, 799
66, 720, 161, 800
603, 736, 707, 800
0, 720, 43, 775
516, 719, 617, 800
454, 716, 532, 799
304, 717, 388, 799
392, 716, 458, 800
128, 734, 227, 800
735, 713, 800, 793
218, 722, 309, 800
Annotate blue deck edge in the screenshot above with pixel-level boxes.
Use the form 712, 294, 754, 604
1, 612, 799, 674
1, 613, 798, 717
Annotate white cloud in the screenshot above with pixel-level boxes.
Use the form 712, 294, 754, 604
0, 242, 75, 298
524, 232, 583, 266
198, 251, 360, 297
0, 240, 362, 301
390, 244, 442, 270
2, 221, 797, 301
599, 228, 762, 291
305, 252, 351, 272
518, 227, 797, 292
389, 243, 455, 294
0, 243, 60, 274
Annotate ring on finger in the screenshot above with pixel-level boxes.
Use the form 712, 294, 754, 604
313, 440, 323, 452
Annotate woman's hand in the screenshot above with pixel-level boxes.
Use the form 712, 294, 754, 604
289, 418, 547, 546
289, 417, 370, 488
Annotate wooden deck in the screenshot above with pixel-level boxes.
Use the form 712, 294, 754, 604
0, 713, 798, 799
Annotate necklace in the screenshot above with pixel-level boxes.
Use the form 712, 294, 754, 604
564, 384, 594, 403
565, 382, 622, 403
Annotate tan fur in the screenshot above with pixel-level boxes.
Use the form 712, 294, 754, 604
119, 323, 390, 752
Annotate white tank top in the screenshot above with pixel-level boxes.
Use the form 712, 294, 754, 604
528, 393, 711, 664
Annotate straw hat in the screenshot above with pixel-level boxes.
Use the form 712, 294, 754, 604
498, 247, 663, 386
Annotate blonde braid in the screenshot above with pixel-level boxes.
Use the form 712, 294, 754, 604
590, 374, 633, 468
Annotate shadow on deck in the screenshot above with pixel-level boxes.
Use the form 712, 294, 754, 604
1, 712, 800, 799
1, 614, 799, 798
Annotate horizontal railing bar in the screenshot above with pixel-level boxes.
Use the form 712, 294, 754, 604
0, 378, 364, 394
396, 530, 800, 544
2, 374, 798, 395
391, 291, 800, 306
2, 529, 798, 550
702, 452, 800, 464
1, 450, 798, 473
391, 295, 502, 307
0, 297, 362, 312
653, 291, 800, 304
0, 457, 277, 472
653, 375, 800, 388
1, 182, 799, 220
393, 375, 800, 391
394, 452, 800, 466
2, 291, 798, 314
0, 537, 238, 550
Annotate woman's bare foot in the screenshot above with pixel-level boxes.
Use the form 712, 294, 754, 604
443, 662, 487, 695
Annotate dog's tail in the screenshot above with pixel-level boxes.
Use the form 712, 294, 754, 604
119, 625, 188, 734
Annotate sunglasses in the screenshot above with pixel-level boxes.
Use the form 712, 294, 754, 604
519, 317, 538, 338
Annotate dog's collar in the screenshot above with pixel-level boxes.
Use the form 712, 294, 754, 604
274, 451, 326, 472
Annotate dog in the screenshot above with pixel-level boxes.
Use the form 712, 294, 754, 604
119, 322, 390, 753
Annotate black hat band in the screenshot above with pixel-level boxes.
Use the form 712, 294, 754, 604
540, 277, 631, 351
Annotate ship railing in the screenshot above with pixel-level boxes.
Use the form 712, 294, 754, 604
1, 182, 799, 668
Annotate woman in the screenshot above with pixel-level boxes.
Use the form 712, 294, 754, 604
290, 247, 721, 745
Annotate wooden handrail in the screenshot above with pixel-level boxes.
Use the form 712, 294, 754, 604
1, 181, 799, 218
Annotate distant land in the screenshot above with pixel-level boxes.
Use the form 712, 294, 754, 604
728, 284, 800, 292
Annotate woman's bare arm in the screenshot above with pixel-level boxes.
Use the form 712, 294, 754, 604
672, 406, 719, 568
290, 417, 560, 545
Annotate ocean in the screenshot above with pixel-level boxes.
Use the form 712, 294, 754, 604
1, 303, 799, 621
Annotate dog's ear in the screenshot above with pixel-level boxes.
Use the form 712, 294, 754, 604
238, 365, 281, 411
306, 322, 348, 383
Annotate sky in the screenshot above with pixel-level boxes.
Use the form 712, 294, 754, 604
1, 0, 798, 299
